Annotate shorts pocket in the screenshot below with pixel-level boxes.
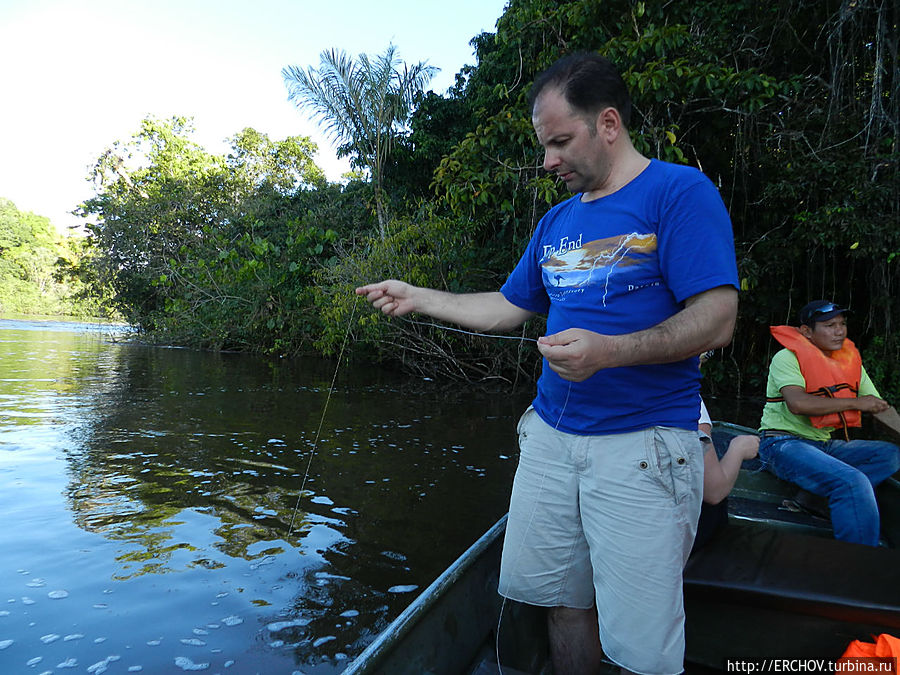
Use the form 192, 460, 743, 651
516, 406, 536, 446
642, 427, 697, 504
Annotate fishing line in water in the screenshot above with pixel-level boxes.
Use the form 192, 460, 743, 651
288, 301, 358, 537
288, 307, 534, 536
286, 297, 559, 670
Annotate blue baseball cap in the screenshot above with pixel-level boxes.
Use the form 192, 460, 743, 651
799, 300, 850, 326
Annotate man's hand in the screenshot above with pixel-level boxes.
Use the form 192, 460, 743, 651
536, 286, 738, 382
857, 395, 891, 414
537, 328, 618, 382
355, 280, 417, 317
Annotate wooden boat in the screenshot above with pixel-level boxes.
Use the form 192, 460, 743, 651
345, 422, 900, 674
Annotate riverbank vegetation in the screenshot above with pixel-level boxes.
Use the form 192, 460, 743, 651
64, 0, 898, 398
0, 198, 107, 318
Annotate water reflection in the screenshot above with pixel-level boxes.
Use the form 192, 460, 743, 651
0, 320, 530, 673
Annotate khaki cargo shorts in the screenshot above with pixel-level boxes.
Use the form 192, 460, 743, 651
498, 407, 703, 675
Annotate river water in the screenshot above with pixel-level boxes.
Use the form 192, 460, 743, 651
0, 319, 533, 674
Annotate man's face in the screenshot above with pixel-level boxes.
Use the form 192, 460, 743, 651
802, 314, 848, 353
532, 87, 610, 194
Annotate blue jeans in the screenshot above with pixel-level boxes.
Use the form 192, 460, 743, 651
758, 434, 900, 546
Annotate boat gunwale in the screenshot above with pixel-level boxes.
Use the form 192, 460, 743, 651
343, 515, 508, 674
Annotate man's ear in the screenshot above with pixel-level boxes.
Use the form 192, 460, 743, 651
799, 324, 814, 339
596, 107, 622, 141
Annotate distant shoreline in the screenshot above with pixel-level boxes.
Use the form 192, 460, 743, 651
0, 312, 126, 326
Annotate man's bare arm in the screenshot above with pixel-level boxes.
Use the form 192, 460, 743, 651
355, 280, 534, 332
536, 285, 738, 382
703, 435, 759, 505
780, 386, 890, 416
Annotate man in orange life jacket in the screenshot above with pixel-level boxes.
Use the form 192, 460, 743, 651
758, 300, 900, 546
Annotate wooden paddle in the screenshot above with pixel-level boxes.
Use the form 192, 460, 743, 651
874, 406, 900, 440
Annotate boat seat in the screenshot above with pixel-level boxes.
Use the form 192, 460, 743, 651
726, 496, 834, 534
684, 521, 900, 663
685, 520, 900, 629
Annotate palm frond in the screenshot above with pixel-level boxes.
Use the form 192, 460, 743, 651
282, 43, 437, 237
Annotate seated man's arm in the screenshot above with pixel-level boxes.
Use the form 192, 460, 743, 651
537, 285, 738, 382
780, 386, 890, 417
355, 280, 534, 332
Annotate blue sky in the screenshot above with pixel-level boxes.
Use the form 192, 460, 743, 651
0, 0, 508, 233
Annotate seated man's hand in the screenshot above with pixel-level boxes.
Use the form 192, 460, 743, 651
857, 395, 891, 414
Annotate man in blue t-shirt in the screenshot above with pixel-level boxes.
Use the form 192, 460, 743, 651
357, 52, 738, 675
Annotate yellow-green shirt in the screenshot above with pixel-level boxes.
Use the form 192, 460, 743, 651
758, 348, 880, 441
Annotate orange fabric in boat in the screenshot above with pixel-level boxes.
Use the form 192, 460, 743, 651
839, 632, 900, 661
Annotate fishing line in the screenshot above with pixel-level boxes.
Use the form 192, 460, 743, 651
287, 297, 558, 670
405, 307, 560, 670
288, 300, 358, 537
400, 310, 572, 671
288, 307, 533, 536
400, 317, 538, 343
404, 309, 567, 672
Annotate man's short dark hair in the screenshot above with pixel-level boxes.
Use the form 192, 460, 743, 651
528, 52, 633, 129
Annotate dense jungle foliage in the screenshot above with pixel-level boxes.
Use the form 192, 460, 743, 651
73, 0, 898, 399
0, 198, 105, 318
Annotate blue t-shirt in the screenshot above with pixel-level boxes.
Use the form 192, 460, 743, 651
500, 159, 739, 435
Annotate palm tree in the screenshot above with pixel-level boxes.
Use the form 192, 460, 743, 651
282, 44, 437, 239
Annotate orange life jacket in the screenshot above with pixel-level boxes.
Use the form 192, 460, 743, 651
768, 325, 863, 439
840, 632, 900, 660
